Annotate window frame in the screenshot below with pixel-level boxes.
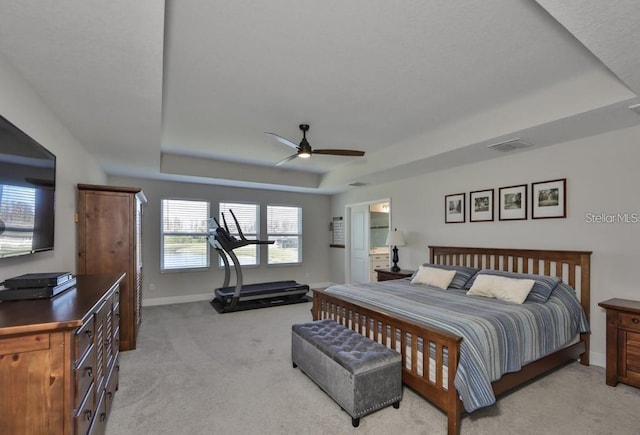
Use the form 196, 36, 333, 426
266, 204, 302, 266
160, 197, 211, 272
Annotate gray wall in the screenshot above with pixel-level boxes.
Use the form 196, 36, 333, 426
109, 176, 332, 305
0, 52, 106, 282
330, 124, 640, 367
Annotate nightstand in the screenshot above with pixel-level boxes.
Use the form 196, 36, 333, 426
375, 268, 414, 282
598, 298, 640, 388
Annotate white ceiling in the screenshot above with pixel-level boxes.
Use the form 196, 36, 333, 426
0, 1, 638, 194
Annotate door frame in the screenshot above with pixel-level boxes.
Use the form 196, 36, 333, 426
344, 197, 391, 284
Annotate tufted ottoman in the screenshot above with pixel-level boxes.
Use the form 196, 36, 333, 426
291, 319, 402, 427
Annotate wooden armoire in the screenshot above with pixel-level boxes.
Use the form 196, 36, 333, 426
76, 184, 147, 351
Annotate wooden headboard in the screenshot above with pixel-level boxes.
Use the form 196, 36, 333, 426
429, 246, 592, 325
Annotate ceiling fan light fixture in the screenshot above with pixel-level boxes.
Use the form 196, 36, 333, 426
298, 151, 311, 159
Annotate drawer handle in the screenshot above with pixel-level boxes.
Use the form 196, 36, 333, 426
107, 391, 113, 400
86, 367, 93, 378
100, 412, 107, 422
633, 318, 640, 324
85, 410, 92, 421
85, 330, 93, 340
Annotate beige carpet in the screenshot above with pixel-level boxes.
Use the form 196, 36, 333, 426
106, 301, 640, 435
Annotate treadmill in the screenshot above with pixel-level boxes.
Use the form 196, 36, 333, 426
207, 210, 310, 313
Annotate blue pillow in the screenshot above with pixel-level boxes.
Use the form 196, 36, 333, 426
417, 264, 480, 289
463, 269, 560, 303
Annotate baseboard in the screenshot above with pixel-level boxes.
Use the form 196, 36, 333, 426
142, 293, 211, 307
589, 351, 605, 368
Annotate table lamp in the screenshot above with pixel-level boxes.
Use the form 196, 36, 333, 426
385, 228, 406, 272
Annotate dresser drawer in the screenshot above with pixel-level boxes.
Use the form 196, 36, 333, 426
618, 312, 640, 332
75, 343, 96, 411
74, 381, 96, 435
76, 316, 96, 360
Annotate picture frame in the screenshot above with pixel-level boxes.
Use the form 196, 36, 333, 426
498, 184, 527, 221
469, 189, 494, 222
445, 193, 465, 223
531, 178, 566, 219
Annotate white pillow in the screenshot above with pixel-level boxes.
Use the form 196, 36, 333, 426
466, 274, 535, 304
410, 265, 456, 289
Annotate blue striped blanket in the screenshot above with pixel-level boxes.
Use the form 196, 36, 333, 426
325, 278, 589, 412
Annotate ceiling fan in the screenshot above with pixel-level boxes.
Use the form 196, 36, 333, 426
265, 124, 365, 166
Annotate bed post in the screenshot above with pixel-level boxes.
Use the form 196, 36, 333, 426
579, 252, 591, 366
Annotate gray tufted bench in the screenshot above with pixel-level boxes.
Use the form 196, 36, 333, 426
291, 319, 402, 427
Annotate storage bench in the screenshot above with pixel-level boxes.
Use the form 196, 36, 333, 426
291, 319, 402, 427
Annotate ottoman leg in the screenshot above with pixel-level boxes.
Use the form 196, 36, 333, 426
352, 417, 360, 428
393, 401, 400, 409
292, 362, 297, 368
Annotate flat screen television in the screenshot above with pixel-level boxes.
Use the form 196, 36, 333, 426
0, 114, 56, 259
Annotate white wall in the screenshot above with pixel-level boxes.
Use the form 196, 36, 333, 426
108, 175, 332, 305
330, 124, 640, 366
0, 52, 106, 282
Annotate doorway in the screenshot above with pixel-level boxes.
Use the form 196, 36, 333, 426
345, 199, 390, 284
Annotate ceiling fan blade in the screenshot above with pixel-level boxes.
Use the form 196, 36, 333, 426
275, 153, 299, 166
265, 132, 298, 150
312, 149, 365, 157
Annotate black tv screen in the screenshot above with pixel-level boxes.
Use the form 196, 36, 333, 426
0, 114, 56, 259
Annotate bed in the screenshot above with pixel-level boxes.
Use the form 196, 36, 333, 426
312, 246, 591, 435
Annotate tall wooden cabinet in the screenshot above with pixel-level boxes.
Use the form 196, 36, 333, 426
77, 184, 147, 351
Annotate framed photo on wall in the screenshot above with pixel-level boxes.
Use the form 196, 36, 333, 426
499, 184, 527, 220
470, 189, 494, 222
532, 178, 566, 219
445, 193, 465, 223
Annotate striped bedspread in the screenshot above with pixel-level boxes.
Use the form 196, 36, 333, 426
325, 278, 590, 412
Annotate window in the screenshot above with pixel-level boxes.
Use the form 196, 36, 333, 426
267, 205, 302, 265
219, 202, 259, 266
161, 199, 209, 271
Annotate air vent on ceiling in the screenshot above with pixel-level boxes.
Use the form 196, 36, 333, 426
487, 138, 533, 152
348, 182, 368, 187
629, 103, 640, 115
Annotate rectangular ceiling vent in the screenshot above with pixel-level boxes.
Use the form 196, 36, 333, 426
348, 181, 368, 187
487, 138, 533, 152
629, 103, 640, 115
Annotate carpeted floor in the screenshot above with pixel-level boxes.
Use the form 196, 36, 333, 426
106, 301, 640, 435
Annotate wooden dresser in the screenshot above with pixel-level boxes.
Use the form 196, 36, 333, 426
77, 184, 146, 351
599, 298, 640, 388
0, 274, 124, 435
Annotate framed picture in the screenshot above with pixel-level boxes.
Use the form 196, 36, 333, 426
532, 178, 566, 219
499, 184, 527, 220
469, 189, 494, 222
445, 193, 465, 223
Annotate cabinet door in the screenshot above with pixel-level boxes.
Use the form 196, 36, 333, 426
78, 191, 133, 275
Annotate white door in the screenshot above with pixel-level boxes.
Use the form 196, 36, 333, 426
350, 205, 370, 283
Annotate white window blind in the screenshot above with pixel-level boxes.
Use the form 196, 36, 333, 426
219, 202, 259, 266
267, 205, 302, 265
161, 199, 209, 271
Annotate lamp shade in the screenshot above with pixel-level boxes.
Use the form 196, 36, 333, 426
385, 228, 406, 247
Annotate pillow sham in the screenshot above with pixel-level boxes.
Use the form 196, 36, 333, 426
411, 265, 456, 289
463, 269, 560, 303
466, 274, 535, 304
415, 264, 480, 289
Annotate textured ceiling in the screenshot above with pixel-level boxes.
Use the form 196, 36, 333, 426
0, 1, 638, 193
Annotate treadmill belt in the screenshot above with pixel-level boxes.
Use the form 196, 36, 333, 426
215, 280, 309, 298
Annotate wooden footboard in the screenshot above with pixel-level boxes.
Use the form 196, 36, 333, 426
314, 246, 591, 435
312, 289, 464, 435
